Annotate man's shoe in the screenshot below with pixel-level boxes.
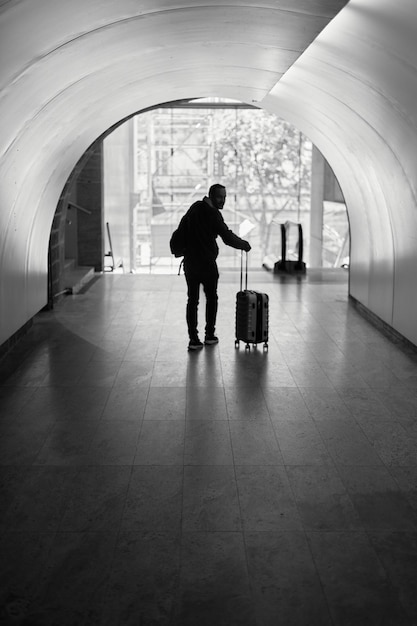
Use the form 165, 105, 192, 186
204, 335, 219, 345
188, 339, 204, 351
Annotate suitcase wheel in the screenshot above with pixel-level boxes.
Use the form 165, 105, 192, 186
235, 340, 239, 349
245, 343, 251, 351
263, 342, 268, 351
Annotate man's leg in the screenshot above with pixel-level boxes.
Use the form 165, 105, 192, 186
184, 265, 201, 341
202, 262, 219, 339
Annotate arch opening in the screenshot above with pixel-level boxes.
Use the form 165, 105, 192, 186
100, 99, 348, 276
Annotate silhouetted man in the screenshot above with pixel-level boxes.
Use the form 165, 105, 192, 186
180, 183, 251, 350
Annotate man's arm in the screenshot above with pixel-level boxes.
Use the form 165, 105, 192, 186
215, 212, 251, 251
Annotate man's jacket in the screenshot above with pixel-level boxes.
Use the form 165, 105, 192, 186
179, 196, 247, 266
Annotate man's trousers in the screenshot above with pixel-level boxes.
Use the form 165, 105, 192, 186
184, 260, 219, 340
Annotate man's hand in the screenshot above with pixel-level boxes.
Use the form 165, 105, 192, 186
243, 241, 251, 252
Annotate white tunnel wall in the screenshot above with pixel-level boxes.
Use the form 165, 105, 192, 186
1, 0, 417, 346
263, 0, 417, 345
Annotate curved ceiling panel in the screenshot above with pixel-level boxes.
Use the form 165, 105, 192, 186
0, 0, 348, 88
262, 0, 417, 343
0, 3, 346, 154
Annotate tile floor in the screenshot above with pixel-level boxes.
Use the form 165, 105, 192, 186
1, 269, 417, 625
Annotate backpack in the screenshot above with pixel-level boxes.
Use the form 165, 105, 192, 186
169, 218, 187, 258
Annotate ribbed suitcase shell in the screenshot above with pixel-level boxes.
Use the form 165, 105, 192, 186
235, 289, 269, 349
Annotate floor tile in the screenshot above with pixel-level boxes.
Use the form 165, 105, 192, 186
263, 387, 311, 420
273, 419, 333, 465
221, 353, 271, 387
60, 465, 132, 531
0, 422, 53, 465
224, 384, 270, 420
336, 386, 392, 419
307, 530, 410, 625
2, 358, 51, 387
3, 466, 78, 531
14, 386, 109, 422
34, 420, 99, 465
337, 465, 417, 530
259, 364, 298, 388
172, 531, 256, 626
134, 420, 185, 465
229, 420, 284, 465
0, 386, 36, 418
359, 420, 417, 466
186, 386, 227, 420
299, 387, 352, 420
184, 420, 233, 465
368, 531, 417, 621
124, 339, 159, 362
151, 360, 187, 386
358, 363, 404, 389
321, 363, 369, 388
390, 466, 417, 511
288, 364, 333, 387
373, 385, 417, 418
0, 531, 56, 622
88, 420, 141, 465
99, 531, 180, 626
39, 359, 89, 387
114, 360, 153, 387
286, 465, 363, 531
77, 358, 121, 387
58, 385, 112, 420
32, 531, 118, 625
122, 465, 183, 532
315, 417, 384, 466
101, 384, 148, 420
186, 350, 224, 387
236, 465, 302, 531
0, 466, 30, 529
144, 386, 186, 421
182, 465, 241, 531
245, 531, 332, 625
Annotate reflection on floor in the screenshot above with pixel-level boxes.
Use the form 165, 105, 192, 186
1, 269, 417, 625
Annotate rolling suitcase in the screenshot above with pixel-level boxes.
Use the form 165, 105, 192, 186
235, 252, 269, 350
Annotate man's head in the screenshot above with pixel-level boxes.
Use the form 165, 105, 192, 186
208, 184, 226, 210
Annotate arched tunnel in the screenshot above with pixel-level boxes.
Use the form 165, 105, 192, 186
1, 0, 417, 347
1, 2, 417, 624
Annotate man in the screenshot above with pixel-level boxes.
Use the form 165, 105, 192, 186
180, 183, 251, 350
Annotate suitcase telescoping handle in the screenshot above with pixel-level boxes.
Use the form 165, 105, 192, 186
240, 250, 248, 292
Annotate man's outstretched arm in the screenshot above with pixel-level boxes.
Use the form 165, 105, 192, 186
216, 213, 251, 251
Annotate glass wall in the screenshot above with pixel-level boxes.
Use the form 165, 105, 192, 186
104, 101, 349, 273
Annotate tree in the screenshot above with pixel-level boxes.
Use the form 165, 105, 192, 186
211, 109, 312, 257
